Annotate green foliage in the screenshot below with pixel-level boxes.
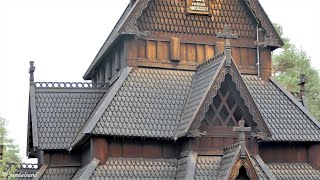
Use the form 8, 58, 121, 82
0, 115, 21, 179
272, 24, 320, 120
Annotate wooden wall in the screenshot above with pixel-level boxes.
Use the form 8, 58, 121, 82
259, 142, 309, 164
108, 138, 179, 159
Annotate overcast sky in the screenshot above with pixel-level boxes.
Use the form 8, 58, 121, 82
0, 0, 319, 162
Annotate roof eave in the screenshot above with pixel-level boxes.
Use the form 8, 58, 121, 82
269, 77, 320, 129
83, 4, 131, 80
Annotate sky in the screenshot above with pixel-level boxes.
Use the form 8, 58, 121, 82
0, 0, 319, 163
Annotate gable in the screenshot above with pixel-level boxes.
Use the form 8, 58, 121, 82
243, 75, 320, 142
201, 74, 258, 130
177, 52, 271, 139
137, 0, 257, 40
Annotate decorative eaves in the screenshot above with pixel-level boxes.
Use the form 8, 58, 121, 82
177, 53, 271, 139
245, 0, 283, 47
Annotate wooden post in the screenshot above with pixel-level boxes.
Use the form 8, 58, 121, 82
260, 47, 272, 81
91, 137, 108, 164
170, 37, 181, 61
308, 143, 320, 170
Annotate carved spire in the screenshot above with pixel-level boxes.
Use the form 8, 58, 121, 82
0, 144, 3, 161
299, 73, 306, 95
233, 120, 251, 158
216, 25, 239, 67
29, 61, 35, 85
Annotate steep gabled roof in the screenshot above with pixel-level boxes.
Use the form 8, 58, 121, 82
243, 75, 320, 142
75, 67, 194, 144
176, 52, 271, 138
83, 0, 283, 80
28, 82, 106, 150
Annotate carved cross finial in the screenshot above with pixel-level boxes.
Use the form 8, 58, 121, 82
0, 144, 3, 161
299, 74, 306, 94
216, 25, 239, 67
29, 61, 35, 83
233, 120, 251, 158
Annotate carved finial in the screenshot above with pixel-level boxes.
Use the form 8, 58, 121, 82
216, 25, 239, 67
29, 61, 35, 84
233, 120, 251, 158
299, 74, 306, 94
0, 144, 3, 161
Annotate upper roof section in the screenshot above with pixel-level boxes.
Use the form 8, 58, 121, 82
83, 0, 283, 80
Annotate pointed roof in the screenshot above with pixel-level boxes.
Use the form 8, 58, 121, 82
244, 75, 320, 141
176, 52, 271, 138
83, 0, 283, 80
217, 143, 261, 180
27, 82, 106, 151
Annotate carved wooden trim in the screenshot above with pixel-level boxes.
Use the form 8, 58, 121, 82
228, 62, 271, 138
245, 0, 283, 47
229, 156, 259, 180
119, 0, 150, 36
189, 59, 271, 138
189, 67, 228, 133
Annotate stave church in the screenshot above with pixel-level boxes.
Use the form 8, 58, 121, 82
25, 0, 320, 179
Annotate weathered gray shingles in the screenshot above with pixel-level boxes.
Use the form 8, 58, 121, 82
176, 156, 188, 180
268, 163, 320, 180
217, 145, 240, 179
251, 156, 270, 180
89, 158, 178, 180
92, 68, 194, 138
39, 167, 78, 180
177, 56, 225, 137
35, 91, 104, 149
194, 156, 221, 180
243, 75, 320, 141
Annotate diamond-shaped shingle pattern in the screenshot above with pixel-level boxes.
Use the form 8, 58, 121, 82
39, 167, 78, 180
92, 68, 194, 138
177, 55, 225, 137
194, 156, 221, 180
138, 0, 257, 39
35, 90, 104, 149
243, 75, 320, 141
268, 163, 320, 180
89, 158, 178, 180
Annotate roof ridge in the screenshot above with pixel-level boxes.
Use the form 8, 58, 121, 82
69, 67, 133, 151
196, 51, 225, 70
269, 77, 320, 129
34, 82, 108, 89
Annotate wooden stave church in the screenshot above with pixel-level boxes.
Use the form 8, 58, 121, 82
24, 0, 320, 179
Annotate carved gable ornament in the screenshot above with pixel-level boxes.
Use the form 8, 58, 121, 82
186, 0, 210, 15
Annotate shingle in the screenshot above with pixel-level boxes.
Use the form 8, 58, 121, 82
217, 144, 241, 179
89, 158, 178, 180
35, 87, 105, 150
177, 54, 225, 137
194, 156, 221, 180
251, 156, 271, 180
268, 163, 320, 180
243, 75, 320, 142
39, 167, 78, 180
92, 68, 194, 138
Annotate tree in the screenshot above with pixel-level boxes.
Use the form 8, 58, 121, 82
272, 23, 320, 120
0, 115, 21, 179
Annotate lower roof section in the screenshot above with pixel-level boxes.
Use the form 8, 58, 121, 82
35, 156, 320, 180
267, 163, 320, 180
